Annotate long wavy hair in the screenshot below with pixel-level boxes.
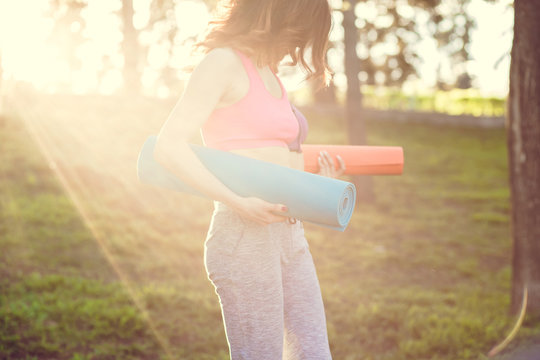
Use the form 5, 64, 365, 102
197, 0, 333, 87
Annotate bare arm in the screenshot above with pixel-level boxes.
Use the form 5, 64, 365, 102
154, 48, 287, 225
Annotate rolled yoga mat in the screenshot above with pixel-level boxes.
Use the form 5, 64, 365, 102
137, 136, 356, 231
302, 144, 404, 175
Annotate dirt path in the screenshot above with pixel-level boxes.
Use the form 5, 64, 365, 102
493, 338, 540, 360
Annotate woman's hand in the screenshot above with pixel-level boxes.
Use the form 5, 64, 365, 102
317, 151, 346, 178
230, 197, 288, 225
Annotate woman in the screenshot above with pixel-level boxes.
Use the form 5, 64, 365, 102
154, 0, 344, 358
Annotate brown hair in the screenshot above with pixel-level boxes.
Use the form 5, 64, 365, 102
197, 0, 333, 87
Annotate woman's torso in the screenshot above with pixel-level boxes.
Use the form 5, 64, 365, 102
201, 48, 304, 171
230, 147, 304, 170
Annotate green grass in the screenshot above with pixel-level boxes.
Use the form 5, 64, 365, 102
359, 87, 506, 117
1, 93, 538, 359
294, 86, 506, 117
0, 116, 163, 359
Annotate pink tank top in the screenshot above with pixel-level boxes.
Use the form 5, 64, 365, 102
201, 50, 299, 151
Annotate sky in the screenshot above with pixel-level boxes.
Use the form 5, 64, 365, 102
466, 0, 513, 96
0, 0, 514, 97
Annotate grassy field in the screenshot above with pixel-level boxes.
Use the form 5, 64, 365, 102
1, 91, 538, 359
359, 87, 506, 117
294, 87, 506, 117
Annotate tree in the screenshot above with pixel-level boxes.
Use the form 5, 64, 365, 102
122, 0, 215, 95
45, 0, 196, 95
343, 0, 375, 202
341, 0, 476, 88
507, 0, 540, 318
0, 50, 3, 115
337, 0, 478, 202
46, 0, 86, 72
121, 0, 141, 95
45, 0, 87, 93
143, 0, 181, 94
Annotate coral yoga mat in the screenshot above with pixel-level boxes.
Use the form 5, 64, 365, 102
302, 144, 404, 175
137, 136, 356, 231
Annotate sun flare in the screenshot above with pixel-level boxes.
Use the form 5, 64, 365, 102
0, 0, 512, 96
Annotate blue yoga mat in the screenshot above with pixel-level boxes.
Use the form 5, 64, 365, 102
137, 136, 356, 231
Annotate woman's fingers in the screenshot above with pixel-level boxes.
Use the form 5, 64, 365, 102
257, 203, 288, 224
234, 197, 288, 225
323, 151, 334, 169
318, 156, 326, 176
318, 152, 346, 178
336, 155, 346, 176
318, 151, 334, 176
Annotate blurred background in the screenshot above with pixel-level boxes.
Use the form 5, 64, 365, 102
1, 0, 538, 359
0, 0, 512, 105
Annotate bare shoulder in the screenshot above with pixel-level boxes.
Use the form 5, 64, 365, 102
192, 47, 243, 81
204, 47, 239, 65
186, 47, 247, 108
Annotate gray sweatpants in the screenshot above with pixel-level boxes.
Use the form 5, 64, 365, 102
204, 201, 332, 360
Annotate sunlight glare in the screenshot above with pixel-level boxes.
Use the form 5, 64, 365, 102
0, 0, 513, 97
175, 1, 209, 39
0, 0, 69, 92
133, 0, 152, 30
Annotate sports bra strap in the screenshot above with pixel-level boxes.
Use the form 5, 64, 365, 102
233, 50, 265, 91
233, 49, 286, 99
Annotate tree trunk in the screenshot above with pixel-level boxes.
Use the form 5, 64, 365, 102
121, 0, 140, 95
507, 0, 540, 317
0, 50, 3, 115
343, 0, 374, 203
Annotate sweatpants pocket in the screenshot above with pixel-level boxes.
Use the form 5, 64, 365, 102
291, 221, 309, 254
204, 208, 245, 283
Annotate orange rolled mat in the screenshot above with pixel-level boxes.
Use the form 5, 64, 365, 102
302, 144, 404, 175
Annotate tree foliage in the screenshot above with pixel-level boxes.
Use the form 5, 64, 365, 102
44, 0, 491, 95
44, 0, 214, 94
335, 0, 476, 89
45, 0, 87, 73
